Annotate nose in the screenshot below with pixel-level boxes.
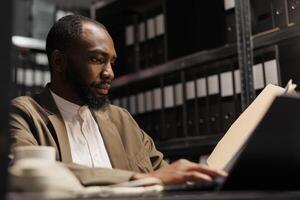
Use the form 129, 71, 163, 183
101, 64, 114, 81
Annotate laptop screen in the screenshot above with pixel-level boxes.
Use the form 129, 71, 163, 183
222, 95, 300, 190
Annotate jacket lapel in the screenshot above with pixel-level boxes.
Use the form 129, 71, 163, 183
92, 109, 130, 170
36, 85, 72, 163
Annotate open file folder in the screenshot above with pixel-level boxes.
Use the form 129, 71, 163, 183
207, 83, 297, 171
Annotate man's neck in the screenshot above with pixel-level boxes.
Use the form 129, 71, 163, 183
50, 81, 83, 106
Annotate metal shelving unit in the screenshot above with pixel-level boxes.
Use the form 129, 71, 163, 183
101, 0, 300, 159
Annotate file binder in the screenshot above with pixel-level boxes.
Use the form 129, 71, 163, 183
186, 79, 198, 136
287, 0, 300, 24
121, 96, 129, 110
174, 83, 184, 138
233, 69, 242, 116
125, 24, 136, 73
163, 85, 177, 139
208, 74, 222, 134
165, 0, 225, 60
196, 77, 209, 135
251, 0, 274, 34
129, 94, 137, 116
224, 7, 236, 44
271, 0, 289, 28
152, 87, 163, 140
144, 90, 154, 136
134, 92, 147, 132
220, 71, 236, 132
35, 70, 43, 88
138, 21, 147, 69
154, 13, 166, 65
251, 0, 288, 33
146, 17, 156, 67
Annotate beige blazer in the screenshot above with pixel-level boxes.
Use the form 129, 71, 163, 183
10, 85, 168, 186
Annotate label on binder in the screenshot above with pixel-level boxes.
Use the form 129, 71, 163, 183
208, 75, 219, 95
145, 91, 153, 112
125, 25, 134, 46
138, 22, 146, 43
221, 71, 234, 97
252, 63, 264, 90
155, 14, 165, 35
153, 88, 162, 110
224, 0, 235, 10
129, 95, 137, 114
137, 93, 145, 113
164, 85, 174, 108
196, 78, 207, 98
234, 69, 241, 94
186, 81, 196, 100
147, 18, 155, 39
175, 83, 183, 106
264, 59, 279, 85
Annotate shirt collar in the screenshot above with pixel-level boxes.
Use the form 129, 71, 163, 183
50, 89, 84, 116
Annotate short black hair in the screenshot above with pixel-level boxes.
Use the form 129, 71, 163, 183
46, 14, 107, 73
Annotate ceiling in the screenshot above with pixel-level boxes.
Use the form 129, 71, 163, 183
43, 0, 96, 9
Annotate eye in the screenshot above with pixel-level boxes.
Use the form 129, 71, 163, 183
90, 57, 105, 64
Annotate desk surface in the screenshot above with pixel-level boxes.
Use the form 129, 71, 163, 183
7, 191, 300, 200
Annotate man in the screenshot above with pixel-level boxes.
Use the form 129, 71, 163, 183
10, 15, 226, 186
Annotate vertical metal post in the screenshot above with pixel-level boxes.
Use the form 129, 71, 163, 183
0, 0, 12, 198
235, 0, 255, 110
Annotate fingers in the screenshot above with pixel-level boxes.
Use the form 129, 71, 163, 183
184, 171, 213, 182
175, 159, 227, 178
192, 164, 227, 178
149, 159, 227, 185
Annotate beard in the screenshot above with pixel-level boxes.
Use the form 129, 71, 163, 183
65, 66, 110, 110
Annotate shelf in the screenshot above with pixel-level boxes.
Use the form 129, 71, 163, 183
112, 24, 300, 89
112, 44, 237, 88
91, 0, 162, 21
253, 24, 300, 49
156, 134, 223, 158
12, 36, 45, 52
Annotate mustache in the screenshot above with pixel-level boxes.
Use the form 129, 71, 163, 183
90, 81, 112, 89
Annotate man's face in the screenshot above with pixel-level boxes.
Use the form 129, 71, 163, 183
64, 21, 116, 109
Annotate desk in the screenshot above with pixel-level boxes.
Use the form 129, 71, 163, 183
7, 191, 300, 200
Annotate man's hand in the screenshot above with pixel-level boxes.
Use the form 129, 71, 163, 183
131, 159, 227, 185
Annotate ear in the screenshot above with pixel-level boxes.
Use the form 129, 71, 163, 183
51, 50, 67, 73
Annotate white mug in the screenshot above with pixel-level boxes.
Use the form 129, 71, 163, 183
13, 146, 55, 162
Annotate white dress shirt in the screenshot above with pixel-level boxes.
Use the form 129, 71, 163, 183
50, 90, 112, 168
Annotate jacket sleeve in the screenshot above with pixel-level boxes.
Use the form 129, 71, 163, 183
140, 129, 169, 170
123, 109, 169, 170
64, 163, 134, 186
9, 102, 134, 186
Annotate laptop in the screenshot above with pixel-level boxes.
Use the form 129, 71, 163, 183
165, 95, 300, 191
